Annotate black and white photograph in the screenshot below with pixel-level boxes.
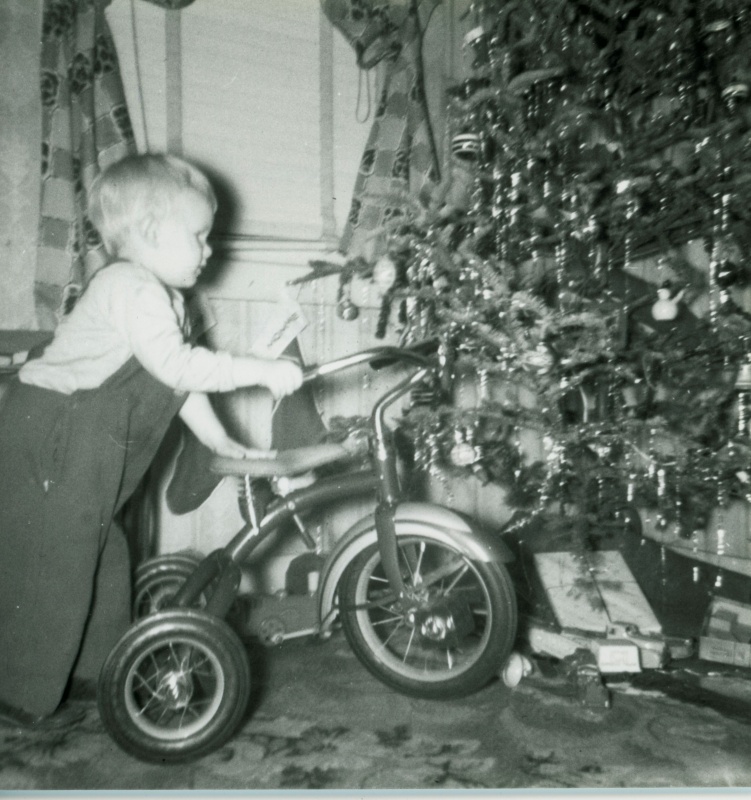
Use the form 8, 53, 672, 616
1, 0, 751, 794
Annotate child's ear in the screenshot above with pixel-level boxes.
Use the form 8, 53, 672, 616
138, 213, 161, 246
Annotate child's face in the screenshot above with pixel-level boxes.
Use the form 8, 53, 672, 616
145, 190, 214, 289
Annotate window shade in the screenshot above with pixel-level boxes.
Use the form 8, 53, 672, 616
106, 0, 370, 244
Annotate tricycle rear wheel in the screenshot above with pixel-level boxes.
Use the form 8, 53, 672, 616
132, 553, 206, 618
98, 609, 251, 762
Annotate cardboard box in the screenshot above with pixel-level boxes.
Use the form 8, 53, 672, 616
593, 639, 642, 673
698, 597, 751, 668
698, 637, 751, 667
533, 551, 662, 635
530, 551, 676, 671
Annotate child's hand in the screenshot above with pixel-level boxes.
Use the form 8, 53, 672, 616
209, 435, 252, 459
264, 359, 303, 400
211, 437, 279, 461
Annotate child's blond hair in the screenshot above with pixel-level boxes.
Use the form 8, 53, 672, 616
88, 153, 217, 256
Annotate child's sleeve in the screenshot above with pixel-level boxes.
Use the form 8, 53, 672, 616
112, 272, 237, 392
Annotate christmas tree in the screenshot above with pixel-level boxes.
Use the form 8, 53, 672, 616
317, 0, 751, 547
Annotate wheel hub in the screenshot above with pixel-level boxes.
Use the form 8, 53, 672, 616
155, 670, 194, 710
418, 611, 455, 642
404, 594, 476, 647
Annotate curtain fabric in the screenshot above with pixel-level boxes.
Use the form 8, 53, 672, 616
0, 0, 42, 329
321, 0, 440, 259
36, 0, 196, 329
37, 0, 135, 328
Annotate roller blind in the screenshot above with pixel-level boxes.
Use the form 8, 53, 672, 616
107, 0, 369, 244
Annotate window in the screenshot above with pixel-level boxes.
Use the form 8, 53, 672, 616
107, 0, 370, 246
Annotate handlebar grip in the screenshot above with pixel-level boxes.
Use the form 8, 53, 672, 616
368, 339, 439, 370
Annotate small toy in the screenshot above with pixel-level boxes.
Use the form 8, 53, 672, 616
651, 283, 685, 322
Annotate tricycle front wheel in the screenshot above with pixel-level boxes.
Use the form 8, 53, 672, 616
339, 534, 517, 699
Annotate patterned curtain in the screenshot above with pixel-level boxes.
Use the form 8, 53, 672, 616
36, 0, 196, 329
321, 0, 441, 259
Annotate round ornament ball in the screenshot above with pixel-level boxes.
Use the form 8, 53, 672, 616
337, 298, 359, 321
523, 342, 554, 373
450, 441, 477, 467
373, 255, 398, 294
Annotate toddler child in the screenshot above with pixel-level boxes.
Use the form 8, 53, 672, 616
0, 153, 303, 727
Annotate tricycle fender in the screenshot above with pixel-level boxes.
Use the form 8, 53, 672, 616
317, 502, 513, 632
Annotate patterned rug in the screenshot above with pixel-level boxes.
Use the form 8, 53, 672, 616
3, 637, 751, 792
0, 704, 496, 792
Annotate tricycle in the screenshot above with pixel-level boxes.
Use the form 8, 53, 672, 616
97, 343, 518, 762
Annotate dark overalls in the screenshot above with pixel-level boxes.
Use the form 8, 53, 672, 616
0, 357, 186, 717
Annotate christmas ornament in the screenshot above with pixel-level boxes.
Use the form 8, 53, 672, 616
372, 254, 398, 294
735, 355, 751, 437
336, 271, 359, 321
522, 342, 554, 373
450, 440, 477, 467
714, 257, 747, 289
451, 132, 481, 162
337, 297, 359, 321
722, 82, 750, 111
463, 25, 490, 69
651, 283, 685, 321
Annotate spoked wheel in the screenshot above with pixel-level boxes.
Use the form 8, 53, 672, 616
339, 534, 517, 699
98, 609, 251, 763
132, 553, 206, 618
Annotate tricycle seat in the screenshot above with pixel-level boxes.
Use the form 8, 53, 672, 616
211, 442, 351, 478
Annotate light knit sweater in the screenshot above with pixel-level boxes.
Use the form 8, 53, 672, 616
21, 262, 236, 395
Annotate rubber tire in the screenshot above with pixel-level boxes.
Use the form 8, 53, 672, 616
98, 609, 251, 763
339, 534, 517, 699
132, 553, 204, 618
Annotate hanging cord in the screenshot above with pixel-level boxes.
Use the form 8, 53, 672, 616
355, 65, 373, 123
319, 7, 337, 241
129, 0, 150, 150
413, 0, 442, 183
164, 9, 184, 155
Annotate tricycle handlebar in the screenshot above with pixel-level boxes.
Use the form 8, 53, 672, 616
302, 343, 436, 384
